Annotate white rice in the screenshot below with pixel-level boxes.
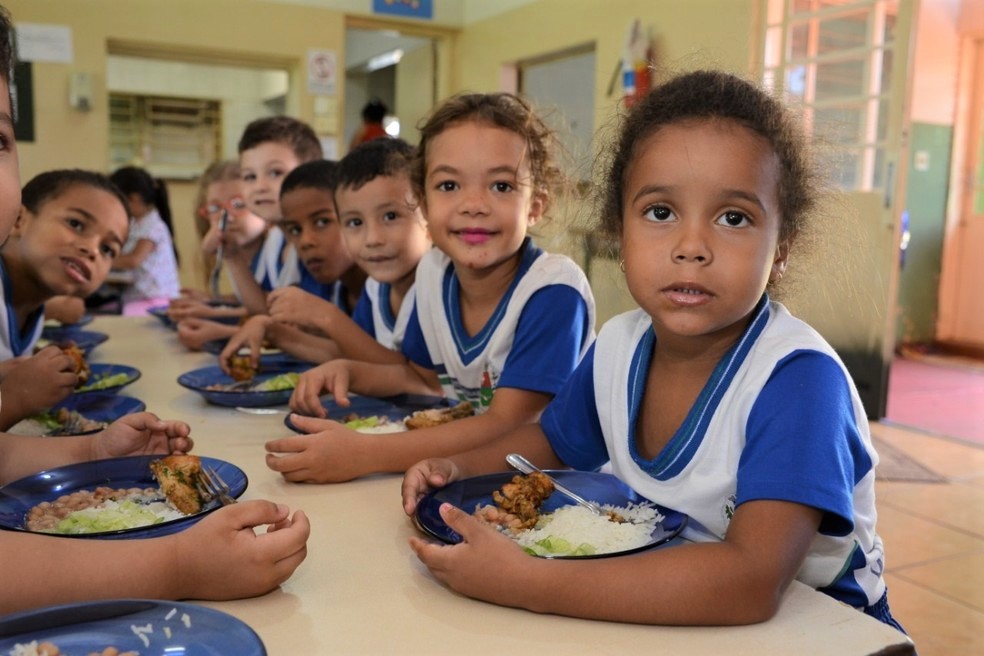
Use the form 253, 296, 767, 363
355, 421, 407, 434
512, 503, 663, 556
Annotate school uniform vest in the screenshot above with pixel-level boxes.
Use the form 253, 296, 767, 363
363, 277, 415, 351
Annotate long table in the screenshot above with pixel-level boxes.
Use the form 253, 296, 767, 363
84, 315, 915, 655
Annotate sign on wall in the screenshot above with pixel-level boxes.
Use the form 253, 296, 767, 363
307, 49, 338, 96
372, 0, 433, 20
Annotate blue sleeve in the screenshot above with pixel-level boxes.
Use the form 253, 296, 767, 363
351, 291, 375, 339
400, 305, 433, 369
498, 285, 591, 395
738, 350, 870, 536
541, 344, 610, 471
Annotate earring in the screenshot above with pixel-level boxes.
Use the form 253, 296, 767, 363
618, 258, 626, 273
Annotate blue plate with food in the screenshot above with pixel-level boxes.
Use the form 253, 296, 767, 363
283, 394, 468, 433
415, 470, 687, 559
177, 360, 310, 408
0, 454, 246, 540
8, 393, 146, 436
35, 329, 109, 356
42, 313, 94, 331
73, 363, 141, 395
0, 599, 266, 655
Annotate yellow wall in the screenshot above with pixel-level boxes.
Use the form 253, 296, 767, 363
6, 0, 349, 289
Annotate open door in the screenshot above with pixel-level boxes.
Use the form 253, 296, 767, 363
762, 0, 916, 418
936, 37, 984, 352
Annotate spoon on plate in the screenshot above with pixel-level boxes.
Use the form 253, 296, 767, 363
505, 453, 606, 517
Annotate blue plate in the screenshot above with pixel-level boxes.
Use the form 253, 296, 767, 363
36, 329, 109, 356
415, 470, 688, 559
283, 394, 452, 432
16, 394, 146, 436
0, 599, 265, 654
147, 303, 175, 328
178, 360, 310, 407
73, 363, 141, 395
0, 455, 247, 539
42, 312, 94, 330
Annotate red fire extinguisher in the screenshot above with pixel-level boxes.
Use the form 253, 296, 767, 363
622, 19, 652, 107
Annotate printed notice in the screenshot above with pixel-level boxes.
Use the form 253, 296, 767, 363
16, 23, 73, 64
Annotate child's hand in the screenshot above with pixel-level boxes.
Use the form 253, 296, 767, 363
267, 287, 326, 330
408, 502, 533, 605
176, 318, 233, 350
219, 315, 271, 374
167, 299, 210, 321
401, 458, 462, 515
91, 412, 193, 460
173, 500, 309, 599
0, 347, 77, 415
289, 361, 352, 417
0, 354, 28, 382
265, 420, 369, 483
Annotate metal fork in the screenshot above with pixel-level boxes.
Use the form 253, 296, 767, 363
197, 464, 237, 506
209, 210, 229, 300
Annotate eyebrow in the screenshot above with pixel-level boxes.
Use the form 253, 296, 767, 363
631, 185, 767, 212
428, 164, 519, 177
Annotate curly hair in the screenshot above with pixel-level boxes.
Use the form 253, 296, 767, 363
598, 70, 819, 248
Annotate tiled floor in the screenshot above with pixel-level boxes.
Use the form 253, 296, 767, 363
871, 421, 984, 655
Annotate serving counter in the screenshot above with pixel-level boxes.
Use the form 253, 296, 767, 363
85, 315, 915, 655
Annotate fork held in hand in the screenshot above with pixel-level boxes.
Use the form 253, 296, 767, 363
197, 464, 236, 506
209, 210, 229, 300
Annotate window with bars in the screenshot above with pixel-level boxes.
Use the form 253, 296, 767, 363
109, 93, 222, 179
762, 0, 900, 191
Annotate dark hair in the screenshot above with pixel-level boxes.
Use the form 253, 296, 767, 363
599, 70, 818, 247
362, 98, 388, 123
22, 169, 127, 217
0, 5, 13, 84
411, 92, 563, 216
109, 165, 178, 262
238, 116, 323, 163
280, 159, 339, 197
335, 138, 415, 193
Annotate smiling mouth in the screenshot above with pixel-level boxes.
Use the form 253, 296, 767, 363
454, 229, 494, 244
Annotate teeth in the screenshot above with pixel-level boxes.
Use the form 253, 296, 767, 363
675, 288, 701, 295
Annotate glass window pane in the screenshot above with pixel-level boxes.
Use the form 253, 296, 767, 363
815, 104, 865, 145
815, 57, 867, 99
790, 9, 871, 60
786, 65, 808, 99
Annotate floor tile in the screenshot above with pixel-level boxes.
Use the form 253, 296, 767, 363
875, 481, 984, 538
883, 573, 984, 656
891, 552, 984, 612
872, 422, 984, 480
878, 504, 983, 569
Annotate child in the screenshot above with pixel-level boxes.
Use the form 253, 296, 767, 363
0, 4, 309, 615
221, 139, 427, 368
400, 70, 906, 633
270, 92, 596, 483
109, 166, 181, 315
222, 115, 323, 315
176, 117, 322, 350
219, 159, 368, 367
0, 169, 130, 428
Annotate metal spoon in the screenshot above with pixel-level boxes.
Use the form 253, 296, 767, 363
505, 453, 604, 517
209, 209, 229, 299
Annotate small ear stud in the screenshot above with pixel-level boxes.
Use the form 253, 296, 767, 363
619, 258, 626, 273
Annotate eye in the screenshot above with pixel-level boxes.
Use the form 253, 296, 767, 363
242, 172, 256, 183
283, 224, 301, 237
717, 210, 751, 228
492, 181, 514, 193
642, 205, 674, 223
268, 168, 284, 179
205, 203, 222, 215
343, 217, 363, 229
313, 217, 332, 229
100, 243, 119, 258
382, 211, 398, 223
67, 217, 85, 231
435, 180, 457, 192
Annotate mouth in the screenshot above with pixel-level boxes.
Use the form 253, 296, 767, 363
453, 228, 495, 245
303, 258, 323, 271
62, 258, 91, 284
662, 283, 712, 306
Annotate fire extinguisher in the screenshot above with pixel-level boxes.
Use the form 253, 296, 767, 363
622, 19, 652, 107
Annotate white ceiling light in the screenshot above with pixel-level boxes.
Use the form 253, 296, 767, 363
366, 49, 404, 72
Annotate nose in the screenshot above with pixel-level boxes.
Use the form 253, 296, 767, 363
459, 187, 490, 217
671, 221, 712, 264
364, 219, 384, 246
76, 235, 98, 260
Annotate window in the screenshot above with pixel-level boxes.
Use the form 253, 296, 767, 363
763, 0, 900, 190
109, 93, 222, 179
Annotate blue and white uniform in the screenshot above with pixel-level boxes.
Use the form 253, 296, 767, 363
296, 265, 357, 315
0, 257, 44, 359
352, 278, 416, 351
232, 227, 300, 301
542, 297, 895, 619
401, 238, 595, 412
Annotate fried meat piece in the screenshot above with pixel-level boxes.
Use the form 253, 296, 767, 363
228, 355, 257, 382
404, 402, 475, 430
491, 472, 555, 529
61, 342, 90, 386
150, 454, 204, 515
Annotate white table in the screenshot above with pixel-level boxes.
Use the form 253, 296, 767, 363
86, 315, 916, 655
